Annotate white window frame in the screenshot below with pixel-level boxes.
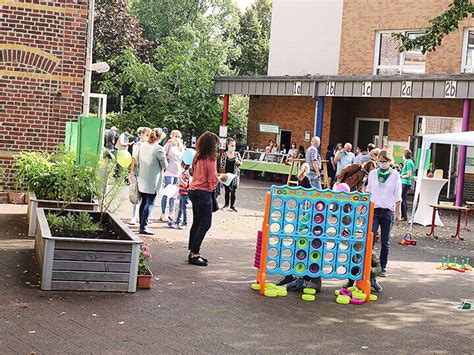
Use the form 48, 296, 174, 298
373, 30, 426, 75
461, 27, 474, 73
354, 117, 389, 150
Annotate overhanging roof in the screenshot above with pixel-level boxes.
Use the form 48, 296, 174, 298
422, 131, 474, 146
214, 74, 474, 99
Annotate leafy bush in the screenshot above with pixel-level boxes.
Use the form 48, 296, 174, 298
13, 148, 96, 202
46, 212, 101, 232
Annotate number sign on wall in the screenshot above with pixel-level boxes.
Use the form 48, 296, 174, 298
362, 81, 372, 97
401, 81, 412, 97
325, 81, 335, 96
293, 81, 302, 96
444, 81, 457, 98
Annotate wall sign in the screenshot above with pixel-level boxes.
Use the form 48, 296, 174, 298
293, 81, 302, 95
444, 80, 457, 98
325, 81, 335, 96
219, 125, 228, 137
259, 122, 280, 134
401, 81, 412, 97
362, 81, 372, 97
305, 131, 311, 142
466, 147, 474, 174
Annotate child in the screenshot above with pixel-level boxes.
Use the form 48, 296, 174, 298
297, 163, 311, 188
173, 162, 191, 229
343, 251, 383, 293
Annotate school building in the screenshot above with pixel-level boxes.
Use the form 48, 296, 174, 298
0, 0, 89, 187
215, 0, 474, 201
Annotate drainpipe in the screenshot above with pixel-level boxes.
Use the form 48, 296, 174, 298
455, 99, 470, 206
222, 94, 229, 126
315, 97, 324, 151
82, 0, 95, 117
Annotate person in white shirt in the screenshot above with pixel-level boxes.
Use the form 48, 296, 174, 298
334, 142, 355, 176
116, 127, 132, 151
366, 149, 402, 278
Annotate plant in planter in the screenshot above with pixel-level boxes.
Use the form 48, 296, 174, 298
137, 243, 153, 289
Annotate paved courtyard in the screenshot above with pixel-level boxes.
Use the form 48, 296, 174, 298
0, 179, 473, 354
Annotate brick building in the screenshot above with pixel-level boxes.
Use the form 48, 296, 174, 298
0, 0, 89, 184
215, 0, 474, 201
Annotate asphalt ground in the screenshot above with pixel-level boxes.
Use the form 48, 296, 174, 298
0, 179, 473, 354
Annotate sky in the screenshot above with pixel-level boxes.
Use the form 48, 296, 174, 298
236, 0, 254, 11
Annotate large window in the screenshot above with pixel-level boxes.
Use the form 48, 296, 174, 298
374, 31, 426, 75
461, 28, 474, 72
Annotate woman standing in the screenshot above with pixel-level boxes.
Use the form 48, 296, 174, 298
188, 132, 227, 266
134, 130, 168, 235
325, 144, 336, 185
219, 137, 242, 212
161, 130, 184, 222
400, 149, 415, 221
366, 150, 401, 277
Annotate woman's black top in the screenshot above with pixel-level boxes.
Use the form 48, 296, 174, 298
325, 150, 335, 178
225, 156, 236, 173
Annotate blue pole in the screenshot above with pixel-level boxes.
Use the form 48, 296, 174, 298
315, 96, 324, 148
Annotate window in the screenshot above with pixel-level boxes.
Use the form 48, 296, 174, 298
374, 31, 426, 75
461, 28, 474, 72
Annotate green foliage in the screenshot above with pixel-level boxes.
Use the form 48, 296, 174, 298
47, 212, 102, 232
0, 167, 8, 192
394, 0, 474, 53
13, 148, 96, 202
233, 0, 272, 75
226, 94, 249, 145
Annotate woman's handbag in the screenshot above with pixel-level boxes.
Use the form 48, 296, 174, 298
211, 190, 219, 213
129, 175, 141, 204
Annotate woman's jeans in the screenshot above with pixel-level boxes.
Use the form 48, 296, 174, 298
176, 194, 188, 225
139, 192, 157, 231
188, 190, 212, 254
401, 183, 410, 219
161, 176, 178, 216
224, 185, 237, 207
372, 208, 394, 270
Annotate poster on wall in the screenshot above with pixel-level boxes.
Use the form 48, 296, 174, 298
258, 122, 280, 134
466, 147, 474, 174
388, 140, 409, 165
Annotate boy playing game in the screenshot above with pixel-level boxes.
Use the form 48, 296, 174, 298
173, 162, 191, 229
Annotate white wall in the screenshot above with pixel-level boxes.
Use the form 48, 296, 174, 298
267, 0, 344, 76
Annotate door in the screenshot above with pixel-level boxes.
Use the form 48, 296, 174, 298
354, 118, 389, 150
279, 130, 292, 152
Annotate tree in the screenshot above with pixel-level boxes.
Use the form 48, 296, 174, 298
233, 0, 272, 75
395, 0, 473, 53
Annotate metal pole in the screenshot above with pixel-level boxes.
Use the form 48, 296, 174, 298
315, 96, 324, 144
455, 99, 470, 206
82, 0, 95, 117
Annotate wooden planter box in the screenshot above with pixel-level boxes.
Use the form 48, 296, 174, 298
27, 191, 99, 237
35, 208, 143, 293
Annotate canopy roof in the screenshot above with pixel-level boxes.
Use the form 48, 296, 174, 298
422, 131, 474, 147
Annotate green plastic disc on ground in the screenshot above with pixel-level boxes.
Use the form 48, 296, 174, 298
348, 286, 360, 292
276, 285, 287, 291
250, 283, 260, 291
265, 283, 276, 290
303, 287, 316, 295
277, 289, 288, 297
370, 294, 378, 301
302, 294, 315, 301
352, 292, 367, 301
264, 289, 278, 297
336, 295, 351, 304
297, 238, 308, 248
335, 289, 340, 296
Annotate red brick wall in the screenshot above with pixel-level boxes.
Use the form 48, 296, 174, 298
339, 0, 474, 75
247, 96, 316, 149
0, 1, 88, 156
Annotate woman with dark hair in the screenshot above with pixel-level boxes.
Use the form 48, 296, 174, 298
297, 145, 305, 159
400, 149, 415, 221
219, 137, 242, 212
188, 132, 227, 266
325, 144, 336, 185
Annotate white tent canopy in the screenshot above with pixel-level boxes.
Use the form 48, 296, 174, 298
410, 131, 474, 229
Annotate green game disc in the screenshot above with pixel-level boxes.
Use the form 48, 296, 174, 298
276, 289, 288, 297
336, 295, 351, 305
352, 292, 367, 301
302, 294, 315, 301
264, 283, 276, 290
295, 262, 306, 273
335, 289, 340, 296
297, 238, 308, 248
310, 251, 321, 261
303, 287, 316, 295
250, 283, 260, 291
264, 289, 278, 297
369, 294, 378, 301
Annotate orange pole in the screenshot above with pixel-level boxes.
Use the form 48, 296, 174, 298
257, 191, 271, 295
356, 201, 374, 302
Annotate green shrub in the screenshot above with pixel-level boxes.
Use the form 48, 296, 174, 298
46, 212, 102, 232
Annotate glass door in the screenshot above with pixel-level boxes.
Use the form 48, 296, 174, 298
354, 118, 389, 150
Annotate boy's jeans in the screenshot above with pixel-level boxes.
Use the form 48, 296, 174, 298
176, 194, 188, 225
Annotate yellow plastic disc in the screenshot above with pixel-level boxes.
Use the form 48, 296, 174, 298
302, 294, 316, 301
352, 292, 367, 301
334, 289, 340, 296
264, 289, 278, 297
336, 295, 351, 304
303, 287, 316, 295
370, 294, 378, 301
348, 286, 360, 292
250, 283, 260, 291
276, 285, 287, 291
265, 283, 277, 290
277, 289, 288, 297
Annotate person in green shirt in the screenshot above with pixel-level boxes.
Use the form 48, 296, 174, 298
400, 149, 415, 221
